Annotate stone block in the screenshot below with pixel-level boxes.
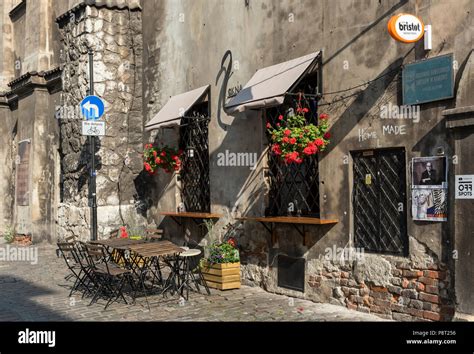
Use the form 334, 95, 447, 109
419, 292, 440, 304
423, 270, 446, 280
424, 285, 439, 295
408, 300, 423, 309
403, 270, 423, 278
370, 291, 392, 300
401, 289, 418, 299
391, 277, 402, 286
393, 312, 414, 321
418, 277, 438, 286
423, 311, 441, 321
353, 255, 392, 287
387, 285, 402, 295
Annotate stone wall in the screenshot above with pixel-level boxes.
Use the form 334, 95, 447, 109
56, 4, 145, 240
306, 255, 454, 321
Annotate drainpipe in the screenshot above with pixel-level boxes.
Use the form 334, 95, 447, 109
88, 49, 98, 241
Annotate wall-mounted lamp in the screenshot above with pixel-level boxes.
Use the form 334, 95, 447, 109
186, 146, 195, 158
424, 25, 432, 51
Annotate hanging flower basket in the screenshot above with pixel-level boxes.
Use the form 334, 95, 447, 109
143, 144, 184, 175
267, 105, 330, 164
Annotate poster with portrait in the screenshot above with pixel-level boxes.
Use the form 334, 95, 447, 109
411, 188, 447, 221
412, 156, 448, 188
411, 156, 448, 221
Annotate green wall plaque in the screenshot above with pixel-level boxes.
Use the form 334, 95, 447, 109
402, 54, 454, 105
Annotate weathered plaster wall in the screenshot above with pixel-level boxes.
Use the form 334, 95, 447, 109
444, 50, 474, 317
57, 4, 146, 240
0, 0, 15, 89
142, 0, 472, 320
0, 100, 15, 233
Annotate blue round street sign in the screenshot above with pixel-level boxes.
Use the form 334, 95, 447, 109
80, 95, 105, 120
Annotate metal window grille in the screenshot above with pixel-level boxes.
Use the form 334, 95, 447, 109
352, 149, 408, 255
265, 87, 320, 217
16, 140, 30, 206
179, 102, 211, 212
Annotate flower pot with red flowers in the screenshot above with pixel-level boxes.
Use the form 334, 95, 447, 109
267, 105, 330, 164
143, 144, 184, 175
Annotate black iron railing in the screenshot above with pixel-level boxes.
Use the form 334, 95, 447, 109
265, 94, 320, 217
179, 105, 211, 213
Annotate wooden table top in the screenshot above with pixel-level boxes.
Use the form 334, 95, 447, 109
235, 216, 339, 225
159, 211, 223, 219
126, 240, 185, 258
90, 238, 148, 248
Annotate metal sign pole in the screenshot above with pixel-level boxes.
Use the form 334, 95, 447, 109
88, 49, 98, 241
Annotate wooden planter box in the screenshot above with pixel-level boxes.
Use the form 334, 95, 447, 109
201, 261, 241, 290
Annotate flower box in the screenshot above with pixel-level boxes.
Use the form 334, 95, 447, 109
201, 261, 241, 290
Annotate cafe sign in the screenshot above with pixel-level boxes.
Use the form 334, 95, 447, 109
388, 13, 424, 43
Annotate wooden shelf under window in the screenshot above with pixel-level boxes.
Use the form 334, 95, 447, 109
235, 216, 338, 246
159, 211, 223, 226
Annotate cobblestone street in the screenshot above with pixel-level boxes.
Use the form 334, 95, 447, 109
0, 244, 385, 322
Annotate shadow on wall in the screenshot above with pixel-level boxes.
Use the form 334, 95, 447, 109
412, 118, 454, 269
64, 134, 103, 198
0, 275, 71, 321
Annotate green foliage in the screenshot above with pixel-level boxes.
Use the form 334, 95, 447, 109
207, 240, 240, 264
3, 226, 15, 244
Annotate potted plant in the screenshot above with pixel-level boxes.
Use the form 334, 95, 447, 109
143, 144, 184, 175
201, 237, 241, 290
267, 103, 331, 164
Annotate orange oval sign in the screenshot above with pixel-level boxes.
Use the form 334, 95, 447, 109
388, 13, 424, 43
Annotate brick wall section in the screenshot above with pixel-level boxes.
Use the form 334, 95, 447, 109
308, 262, 455, 321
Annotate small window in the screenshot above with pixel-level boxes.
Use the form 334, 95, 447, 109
16, 140, 30, 206
265, 71, 321, 217
179, 101, 211, 212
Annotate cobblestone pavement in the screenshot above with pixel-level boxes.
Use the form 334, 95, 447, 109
0, 244, 385, 321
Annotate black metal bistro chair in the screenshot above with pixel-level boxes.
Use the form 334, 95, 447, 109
57, 242, 93, 297
83, 243, 134, 310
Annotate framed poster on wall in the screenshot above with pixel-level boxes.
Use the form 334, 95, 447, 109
411, 188, 447, 221
412, 156, 447, 188
411, 156, 448, 222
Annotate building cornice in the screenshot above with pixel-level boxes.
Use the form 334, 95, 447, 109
443, 105, 474, 129
3, 67, 62, 107
56, 0, 141, 24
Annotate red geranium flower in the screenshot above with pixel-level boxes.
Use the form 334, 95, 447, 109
324, 132, 331, 139
271, 144, 282, 155
284, 129, 291, 136
315, 138, 324, 147
278, 115, 283, 120
119, 226, 128, 238
289, 137, 297, 145
282, 137, 289, 144
319, 113, 328, 120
